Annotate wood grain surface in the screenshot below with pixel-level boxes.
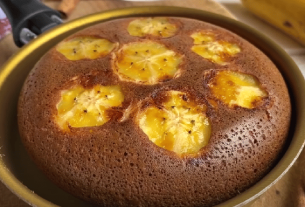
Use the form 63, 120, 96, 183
0, 0, 303, 207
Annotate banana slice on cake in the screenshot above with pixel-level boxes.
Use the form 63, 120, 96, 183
56, 36, 118, 60
207, 70, 268, 109
56, 85, 124, 130
137, 91, 211, 156
128, 17, 178, 38
191, 31, 241, 65
113, 41, 183, 85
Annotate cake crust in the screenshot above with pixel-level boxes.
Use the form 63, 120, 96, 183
18, 17, 291, 206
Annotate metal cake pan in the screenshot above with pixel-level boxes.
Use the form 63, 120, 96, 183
0, 6, 304, 207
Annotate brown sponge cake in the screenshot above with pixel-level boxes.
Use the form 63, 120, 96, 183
18, 17, 291, 206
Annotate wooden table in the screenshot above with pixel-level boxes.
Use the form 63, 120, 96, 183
0, 0, 303, 206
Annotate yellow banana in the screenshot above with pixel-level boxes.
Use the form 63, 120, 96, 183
241, 0, 305, 45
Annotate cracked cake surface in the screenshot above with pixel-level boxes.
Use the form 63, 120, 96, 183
18, 17, 291, 207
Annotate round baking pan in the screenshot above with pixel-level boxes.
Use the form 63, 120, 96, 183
0, 6, 304, 207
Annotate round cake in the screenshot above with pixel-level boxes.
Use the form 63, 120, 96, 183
18, 17, 291, 206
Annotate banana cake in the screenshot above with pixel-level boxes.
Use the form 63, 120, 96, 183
18, 17, 291, 206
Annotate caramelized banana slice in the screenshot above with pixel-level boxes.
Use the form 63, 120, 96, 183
191, 31, 241, 65
56, 36, 117, 60
138, 91, 211, 156
207, 70, 268, 109
56, 85, 124, 130
128, 17, 178, 38
113, 41, 183, 85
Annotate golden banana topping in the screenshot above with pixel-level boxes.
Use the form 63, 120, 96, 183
191, 31, 241, 65
128, 17, 178, 38
113, 41, 183, 85
138, 91, 211, 156
56, 85, 124, 130
207, 70, 268, 109
56, 36, 117, 60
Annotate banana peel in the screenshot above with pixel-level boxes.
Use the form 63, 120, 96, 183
241, 0, 305, 46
